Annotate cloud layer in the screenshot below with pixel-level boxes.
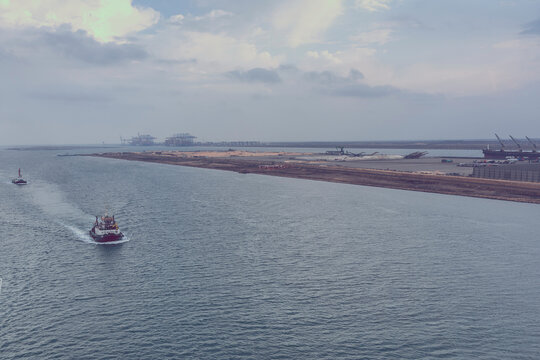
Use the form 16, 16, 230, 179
2, 0, 540, 144
0, 0, 159, 42
272, 0, 344, 47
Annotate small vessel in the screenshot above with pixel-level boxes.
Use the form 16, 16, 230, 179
12, 168, 27, 185
89, 214, 124, 242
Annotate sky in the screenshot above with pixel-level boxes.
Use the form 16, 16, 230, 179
1, 0, 540, 145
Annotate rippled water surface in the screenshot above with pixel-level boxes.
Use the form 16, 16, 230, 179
1, 148, 539, 359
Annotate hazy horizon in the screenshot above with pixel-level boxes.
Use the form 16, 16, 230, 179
3, 137, 537, 148
2, 0, 540, 145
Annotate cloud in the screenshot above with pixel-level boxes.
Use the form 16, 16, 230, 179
0, 0, 159, 42
350, 29, 393, 45
154, 58, 197, 65
307, 50, 344, 64
29, 90, 113, 103
304, 69, 364, 84
0, 47, 18, 63
227, 68, 281, 83
301, 48, 385, 85
330, 83, 399, 97
355, 0, 392, 12
167, 9, 232, 25
168, 14, 185, 24
301, 68, 395, 97
194, 10, 233, 21
40, 29, 147, 65
278, 64, 300, 73
493, 38, 539, 50
150, 30, 281, 72
272, 0, 343, 47
521, 18, 540, 35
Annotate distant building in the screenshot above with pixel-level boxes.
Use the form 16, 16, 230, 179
473, 163, 540, 182
164, 133, 196, 146
129, 134, 156, 146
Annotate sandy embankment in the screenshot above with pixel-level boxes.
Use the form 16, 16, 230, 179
150, 150, 307, 158
90, 150, 540, 204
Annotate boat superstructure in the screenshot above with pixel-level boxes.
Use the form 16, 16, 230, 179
89, 214, 124, 242
12, 168, 27, 185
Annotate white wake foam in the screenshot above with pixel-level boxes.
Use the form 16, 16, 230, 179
62, 223, 130, 245
62, 224, 94, 244
24, 180, 88, 220
16, 179, 129, 245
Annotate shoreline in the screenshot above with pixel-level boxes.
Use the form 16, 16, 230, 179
89, 151, 540, 204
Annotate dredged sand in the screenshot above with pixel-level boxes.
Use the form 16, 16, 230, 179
89, 150, 540, 204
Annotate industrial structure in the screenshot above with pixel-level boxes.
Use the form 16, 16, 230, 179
483, 134, 540, 159
121, 133, 197, 146
164, 133, 196, 146
325, 147, 378, 157
473, 163, 540, 182
403, 151, 428, 159
126, 134, 156, 146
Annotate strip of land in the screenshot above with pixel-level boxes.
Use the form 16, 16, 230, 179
90, 151, 540, 204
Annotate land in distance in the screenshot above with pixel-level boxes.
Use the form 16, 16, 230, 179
88, 150, 540, 204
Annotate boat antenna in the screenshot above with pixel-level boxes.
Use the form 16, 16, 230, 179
509, 135, 522, 151
526, 136, 538, 152
494, 133, 505, 149
18, 168, 21, 178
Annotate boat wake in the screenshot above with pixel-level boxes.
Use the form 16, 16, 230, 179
62, 224, 94, 244
24, 180, 87, 218
16, 179, 130, 245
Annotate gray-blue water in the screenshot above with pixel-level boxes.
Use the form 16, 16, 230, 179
1, 148, 539, 359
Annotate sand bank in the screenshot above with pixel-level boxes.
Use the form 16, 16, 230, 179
90, 151, 540, 204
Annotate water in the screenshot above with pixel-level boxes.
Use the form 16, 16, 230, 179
1, 149, 539, 359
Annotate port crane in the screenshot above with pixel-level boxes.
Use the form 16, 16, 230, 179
494, 133, 505, 149
483, 134, 540, 159
509, 135, 523, 151
526, 136, 538, 152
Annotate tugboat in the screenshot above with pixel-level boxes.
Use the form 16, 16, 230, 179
89, 214, 124, 242
12, 168, 27, 185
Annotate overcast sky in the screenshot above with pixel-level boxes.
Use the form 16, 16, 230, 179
1, 0, 540, 145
